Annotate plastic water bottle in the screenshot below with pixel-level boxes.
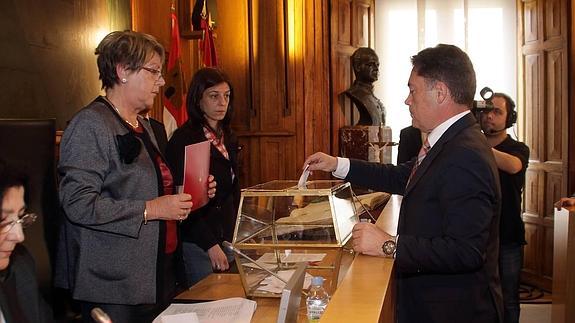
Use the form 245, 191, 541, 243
306, 276, 330, 322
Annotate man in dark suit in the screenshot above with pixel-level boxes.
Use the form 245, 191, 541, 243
304, 44, 503, 323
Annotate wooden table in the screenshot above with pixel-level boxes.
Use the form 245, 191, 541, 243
175, 195, 401, 322
320, 194, 399, 322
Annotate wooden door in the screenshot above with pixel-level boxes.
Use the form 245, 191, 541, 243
330, 0, 375, 155
518, 0, 569, 291
214, 0, 331, 187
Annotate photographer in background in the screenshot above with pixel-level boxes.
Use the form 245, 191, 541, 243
479, 93, 529, 323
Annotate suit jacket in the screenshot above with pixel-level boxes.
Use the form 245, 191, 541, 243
0, 245, 53, 323
397, 126, 422, 164
166, 122, 240, 250
55, 97, 167, 305
346, 113, 503, 323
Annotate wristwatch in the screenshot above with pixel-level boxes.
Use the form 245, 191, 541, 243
382, 239, 396, 256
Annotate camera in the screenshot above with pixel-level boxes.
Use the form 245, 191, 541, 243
472, 87, 495, 113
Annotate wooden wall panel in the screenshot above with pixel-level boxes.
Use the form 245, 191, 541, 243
523, 0, 538, 43
300, 0, 331, 178
337, 0, 351, 45
544, 0, 562, 39
546, 172, 563, 216
261, 139, 284, 181
251, 0, 287, 131
215, 0, 251, 133
524, 54, 540, 161
544, 226, 554, 278
546, 49, 564, 161
524, 169, 540, 215
519, 0, 569, 291
523, 223, 538, 274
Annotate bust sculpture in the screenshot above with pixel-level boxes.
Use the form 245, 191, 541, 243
344, 47, 386, 126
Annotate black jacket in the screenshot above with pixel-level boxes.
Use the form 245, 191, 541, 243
347, 114, 503, 323
166, 121, 240, 250
0, 245, 53, 323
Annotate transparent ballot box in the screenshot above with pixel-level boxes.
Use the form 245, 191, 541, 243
231, 180, 359, 298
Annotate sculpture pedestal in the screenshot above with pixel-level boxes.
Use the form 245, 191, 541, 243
340, 126, 393, 163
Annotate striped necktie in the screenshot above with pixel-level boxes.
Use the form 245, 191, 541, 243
407, 137, 430, 186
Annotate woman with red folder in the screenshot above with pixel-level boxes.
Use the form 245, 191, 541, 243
166, 68, 240, 287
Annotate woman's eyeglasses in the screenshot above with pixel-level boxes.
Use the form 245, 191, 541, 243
140, 66, 163, 80
0, 213, 37, 233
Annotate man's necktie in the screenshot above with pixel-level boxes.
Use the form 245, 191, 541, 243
407, 137, 430, 186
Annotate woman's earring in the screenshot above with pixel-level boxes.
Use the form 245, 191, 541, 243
121, 78, 127, 84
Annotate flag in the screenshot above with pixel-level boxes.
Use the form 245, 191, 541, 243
196, 0, 218, 67
163, 11, 187, 140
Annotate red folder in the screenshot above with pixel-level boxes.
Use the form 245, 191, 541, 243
183, 141, 211, 211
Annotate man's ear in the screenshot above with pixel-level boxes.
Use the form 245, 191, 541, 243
434, 81, 449, 105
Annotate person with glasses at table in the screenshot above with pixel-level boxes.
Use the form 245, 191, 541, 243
0, 160, 53, 322
56, 31, 216, 322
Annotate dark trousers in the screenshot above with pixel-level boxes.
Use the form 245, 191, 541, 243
80, 252, 178, 323
499, 243, 523, 323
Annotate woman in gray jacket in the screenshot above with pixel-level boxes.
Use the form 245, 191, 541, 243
56, 31, 214, 323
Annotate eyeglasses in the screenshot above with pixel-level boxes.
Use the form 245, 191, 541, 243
141, 66, 163, 80
0, 213, 37, 233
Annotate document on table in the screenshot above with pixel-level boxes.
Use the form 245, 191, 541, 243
153, 297, 257, 323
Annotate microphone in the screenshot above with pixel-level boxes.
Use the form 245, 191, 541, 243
222, 241, 289, 285
486, 126, 507, 135
91, 307, 112, 323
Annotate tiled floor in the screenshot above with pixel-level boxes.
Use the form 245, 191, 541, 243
520, 304, 551, 323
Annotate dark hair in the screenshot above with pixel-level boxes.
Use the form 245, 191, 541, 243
0, 160, 28, 212
492, 92, 517, 128
351, 47, 378, 72
186, 67, 234, 135
411, 44, 476, 106
95, 30, 165, 90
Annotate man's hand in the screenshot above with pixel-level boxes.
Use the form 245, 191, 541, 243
352, 222, 394, 257
303, 152, 338, 173
555, 197, 575, 211
207, 244, 229, 271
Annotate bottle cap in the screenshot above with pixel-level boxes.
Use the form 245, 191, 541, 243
311, 276, 324, 286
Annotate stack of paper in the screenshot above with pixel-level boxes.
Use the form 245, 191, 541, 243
153, 297, 257, 323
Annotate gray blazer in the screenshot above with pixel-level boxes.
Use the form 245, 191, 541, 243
55, 97, 164, 305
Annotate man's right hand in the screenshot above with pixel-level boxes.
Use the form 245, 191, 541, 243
303, 152, 338, 173
555, 197, 575, 210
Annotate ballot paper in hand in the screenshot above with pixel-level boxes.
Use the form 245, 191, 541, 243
297, 164, 310, 188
